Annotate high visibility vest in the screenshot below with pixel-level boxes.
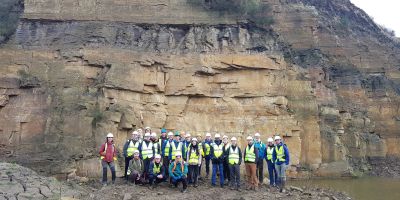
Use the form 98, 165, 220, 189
188, 149, 200, 165
153, 141, 161, 155
164, 140, 172, 157
266, 146, 274, 161
275, 145, 286, 162
203, 142, 211, 156
198, 142, 204, 157
171, 142, 182, 160
153, 163, 162, 174
228, 146, 240, 165
212, 143, 224, 158
141, 141, 153, 159
100, 143, 117, 161
126, 140, 139, 157
245, 145, 256, 162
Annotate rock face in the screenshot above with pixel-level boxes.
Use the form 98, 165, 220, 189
0, 0, 399, 178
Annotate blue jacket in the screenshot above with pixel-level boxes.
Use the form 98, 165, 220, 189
272, 143, 290, 165
149, 161, 165, 177
168, 161, 188, 180
210, 140, 224, 164
254, 140, 266, 160
138, 140, 155, 159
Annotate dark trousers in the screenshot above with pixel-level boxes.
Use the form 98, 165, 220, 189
172, 177, 187, 190
128, 171, 143, 184
149, 174, 165, 185
223, 159, 230, 182
143, 158, 151, 180
188, 165, 199, 185
163, 156, 170, 178
101, 160, 116, 184
267, 160, 277, 185
229, 164, 240, 188
124, 156, 133, 178
256, 159, 264, 184
205, 158, 211, 176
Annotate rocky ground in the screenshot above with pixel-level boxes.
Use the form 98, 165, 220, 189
368, 156, 400, 178
0, 162, 351, 200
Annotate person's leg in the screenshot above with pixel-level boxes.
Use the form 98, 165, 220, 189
275, 164, 282, 189
124, 157, 131, 179
280, 164, 287, 192
211, 163, 217, 186
219, 163, 224, 187
182, 177, 188, 190
267, 161, 274, 186
149, 174, 155, 186
228, 165, 234, 188
101, 161, 108, 184
250, 163, 258, 189
245, 164, 251, 189
163, 156, 169, 178
198, 162, 202, 179
206, 158, 210, 178
131, 171, 138, 184
235, 164, 241, 190
143, 158, 150, 181
193, 165, 199, 186
257, 160, 264, 184
109, 162, 116, 184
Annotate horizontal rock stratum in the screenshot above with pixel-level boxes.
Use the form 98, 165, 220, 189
0, 0, 399, 178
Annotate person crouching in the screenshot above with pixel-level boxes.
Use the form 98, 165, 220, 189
169, 152, 188, 193
127, 150, 144, 185
149, 154, 165, 189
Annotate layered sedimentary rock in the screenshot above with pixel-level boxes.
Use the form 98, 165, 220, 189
0, 0, 399, 178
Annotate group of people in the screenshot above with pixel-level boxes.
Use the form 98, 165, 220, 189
99, 127, 290, 193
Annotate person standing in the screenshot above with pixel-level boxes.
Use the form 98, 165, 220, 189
202, 132, 212, 179
168, 132, 185, 162
186, 138, 202, 187
183, 133, 191, 160
169, 152, 188, 193
139, 132, 155, 182
122, 131, 140, 180
151, 132, 161, 155
127, 150, 144, 185
163, 131, 174, 179
226, 137, 242, 191
265, 137, 277, 187
244, 136, 259, 191
210, 134, 224, 188
196, 133, 205, 180
273, 136, 290, 192
99, 133, 117, 186
222, 135, 231, 185
254, 132, 266, 185
148, 154, 165, 189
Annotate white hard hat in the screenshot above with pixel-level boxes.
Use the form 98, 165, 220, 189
192, 138, 198, 142
206, 132, 211, 137
168, 131, 174, 136
231, 137, 237, 141
151, 132, 157, 137
134, 150, 140, 154
132, 131, 138, 135
215, 134, 221, 138
144, 133, 151, 137
255, 133, 260, 137
145, 127, 151, 130
246, 136, 253, 140
175, 152, 182, 157
137, 128, 143, 132
106, 133, 114, 138
267, 137, 274, 142
155, 154, 161, 159
274, 136, 281, 140
186, 133, 191, 137
222, 135, 228, 139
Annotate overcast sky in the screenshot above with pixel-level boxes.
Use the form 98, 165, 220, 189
350, 0, 400, 36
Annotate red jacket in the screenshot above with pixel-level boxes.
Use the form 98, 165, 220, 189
99, 142, 117, 162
